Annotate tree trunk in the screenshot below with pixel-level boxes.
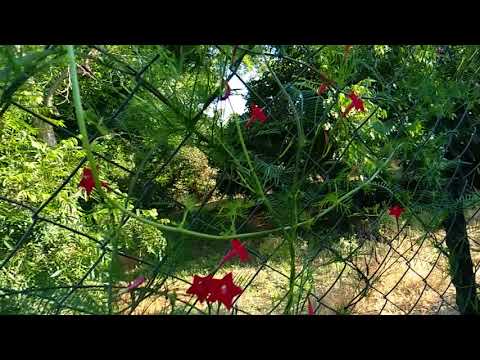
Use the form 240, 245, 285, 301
443, 208, 478, 314
32, 48, 98, 146
33, 69, 72, 147
443, 176, 478, 314
33, 118, 57, 146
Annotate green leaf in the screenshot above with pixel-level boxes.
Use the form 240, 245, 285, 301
50, 269, 63, 278
3, 239, 14, 251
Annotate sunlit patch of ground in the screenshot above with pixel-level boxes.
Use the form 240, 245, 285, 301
120, 222, 480, 315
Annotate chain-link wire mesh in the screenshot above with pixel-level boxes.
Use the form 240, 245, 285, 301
1, 45, 479, 315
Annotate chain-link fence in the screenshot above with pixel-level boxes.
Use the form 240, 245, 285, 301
1, 45, 479, 315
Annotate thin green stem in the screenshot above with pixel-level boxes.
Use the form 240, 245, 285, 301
65, 45, 101, 191
234, 118, 274, 214
268, 63, 305, 314
66, 45, 117, 314
110, 203, 284, 240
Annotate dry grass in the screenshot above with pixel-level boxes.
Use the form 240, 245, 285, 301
120, 222, 480, 315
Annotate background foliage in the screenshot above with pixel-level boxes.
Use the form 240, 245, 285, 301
1, 45, 480, 315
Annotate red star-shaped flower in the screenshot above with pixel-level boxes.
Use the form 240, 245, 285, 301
186, 274, 214, 303
207, 272, 242, 310
348, 92, 365, 112
342, 91, 365, 117
389, 205, 405, 219
79, 167, 95, 196
245, 102, 268, 128
79, 167, 109, 197
221, 239, 250, 265
317, 83, 329, 95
